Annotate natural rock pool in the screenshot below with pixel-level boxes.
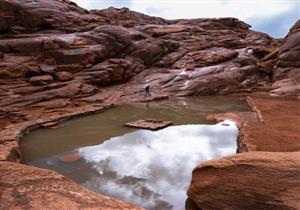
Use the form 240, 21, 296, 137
21, 96, 250, 210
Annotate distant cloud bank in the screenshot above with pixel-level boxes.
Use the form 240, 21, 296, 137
73, 0, 300, 38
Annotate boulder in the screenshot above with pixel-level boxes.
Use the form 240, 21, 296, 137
54, 71, 73, 81
187, 151, 300, 210
29, 75, 53, 86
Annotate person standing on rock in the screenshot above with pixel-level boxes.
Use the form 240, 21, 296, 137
144, 85, 151, 97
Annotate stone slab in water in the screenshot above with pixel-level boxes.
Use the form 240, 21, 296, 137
124, 118, 173, 130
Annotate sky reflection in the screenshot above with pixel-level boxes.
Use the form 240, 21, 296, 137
78, 120, 238, 210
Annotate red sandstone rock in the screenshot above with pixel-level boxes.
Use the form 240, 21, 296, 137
272, 20, 300, 98
54, 71, 74, 81
0, 161, 144, 210
59, 152, 82, 163
40, 121, 59, 128
187, 151, 300, 210
29, 75, 53, 86
125, 119, 173, 130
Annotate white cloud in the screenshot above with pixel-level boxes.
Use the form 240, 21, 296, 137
129, 0, 296, 21
72, 0, 297, 21
71, 0, 299, 37
72, 0, 93, 9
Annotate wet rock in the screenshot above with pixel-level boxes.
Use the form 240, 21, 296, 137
29, 75, 53, 86
125, 119, 173, 130
187, 151, 300, 210
59, 152, 82, 163
54, 71, 73, 81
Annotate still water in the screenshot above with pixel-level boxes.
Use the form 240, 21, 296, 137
21, 96, 249, 210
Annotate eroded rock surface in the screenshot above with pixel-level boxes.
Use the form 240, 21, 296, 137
0, 161, 143, 210
187, 151, 300, 210
0, 0, 284, 118
270, 20, 300, 98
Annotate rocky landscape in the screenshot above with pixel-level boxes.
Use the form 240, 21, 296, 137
0, 0, 299, 209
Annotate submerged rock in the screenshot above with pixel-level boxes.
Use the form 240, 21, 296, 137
125, 119, 173, 130
59, 152, 82, 163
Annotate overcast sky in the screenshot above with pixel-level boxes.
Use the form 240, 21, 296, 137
73, 0, 300, 38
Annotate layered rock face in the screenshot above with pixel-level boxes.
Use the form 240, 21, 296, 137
271, 20, 300, 98
0, 0, 284, 115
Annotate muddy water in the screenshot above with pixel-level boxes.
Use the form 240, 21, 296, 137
21, 96, 250, 210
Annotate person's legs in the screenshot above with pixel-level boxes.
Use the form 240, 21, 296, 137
144, 86, 151, 96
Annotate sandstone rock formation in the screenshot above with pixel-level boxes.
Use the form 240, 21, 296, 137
187, 151, 300, 210
271, 20, 300, 98
0, 0, 299, 209
0, 0, 285, 118
0, 161, 143, 210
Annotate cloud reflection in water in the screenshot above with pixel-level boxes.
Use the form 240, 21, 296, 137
78, 120, 238, 210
